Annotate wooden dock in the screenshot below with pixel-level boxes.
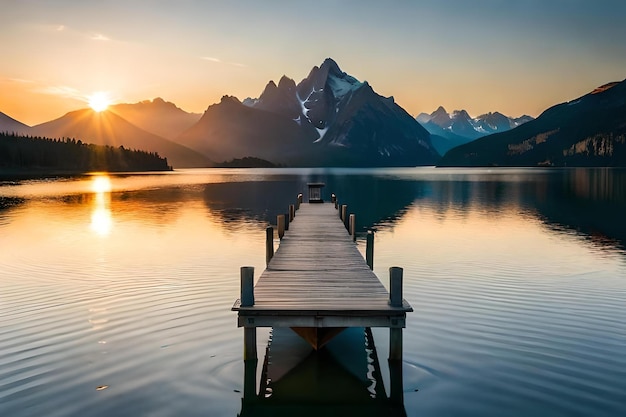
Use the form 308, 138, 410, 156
232, 193, 412, 406
233, 196, 412, 348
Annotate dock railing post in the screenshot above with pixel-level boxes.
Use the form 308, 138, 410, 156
284, 212, 289, 231
349, 214, 356, 241
389, 267, 403, 307
341, 205, 347, 228
331, 193, 336, 204
289, 204, 295, 222
240, 266, 255, 307
297, 193, 303, 209
266, 226, 274, 266
277, 215, 285, 239
366, 230, 374, 270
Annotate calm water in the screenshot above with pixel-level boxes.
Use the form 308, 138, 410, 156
1, 167, 625, 416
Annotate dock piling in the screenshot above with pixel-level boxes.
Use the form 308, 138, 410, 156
289, 204, 295, 222
265, 226, 274, 266
366, 230, 374, 270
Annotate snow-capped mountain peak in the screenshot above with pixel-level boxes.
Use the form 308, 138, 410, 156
176, 58, 439, 166
416, 106, 535, 154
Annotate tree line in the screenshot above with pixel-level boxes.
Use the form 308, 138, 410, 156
0, 132, 172, 172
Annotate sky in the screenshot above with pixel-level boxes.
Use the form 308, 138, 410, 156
1, 0, 625, 126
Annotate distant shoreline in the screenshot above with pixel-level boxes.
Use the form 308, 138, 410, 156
0, 167, 171, 182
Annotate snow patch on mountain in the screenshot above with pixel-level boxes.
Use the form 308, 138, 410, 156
242, 97, 258, 107
327, 73, 362, 99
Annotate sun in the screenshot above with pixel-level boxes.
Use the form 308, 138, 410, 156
88, 92, 112, 112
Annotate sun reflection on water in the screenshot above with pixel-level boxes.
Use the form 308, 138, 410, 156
90, 175, 113, 235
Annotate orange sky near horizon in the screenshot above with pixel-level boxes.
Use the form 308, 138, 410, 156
1, 0, 626, 126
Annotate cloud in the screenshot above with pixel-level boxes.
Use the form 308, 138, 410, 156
90, 33, 111, 41
56, 25, 66, 32
36, 85, 85, 101
8, 78, 35, 84
200, 56, 246, 67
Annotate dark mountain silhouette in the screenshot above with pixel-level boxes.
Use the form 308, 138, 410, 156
109, 97, 201, 140
439, 79, 626, 167
30, 109, 210, 168
178, 95, 318, 164
178, 58, 439, 166
0, 112, 31, 135
417, 106, 534, 154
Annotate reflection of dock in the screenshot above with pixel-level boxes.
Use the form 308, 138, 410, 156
232, 194, 412, 412
239, 327, 407, 417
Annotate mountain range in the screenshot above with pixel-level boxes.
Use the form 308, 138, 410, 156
2, 58, 625, 168
0, 112, 30, 136
109, 98, 202, 140
177, 58, 440, 166
417, 107, 533, 154
439, 79, 626, 166
28, 109, 209, 168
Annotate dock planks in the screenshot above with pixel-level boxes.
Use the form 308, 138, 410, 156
233, 203, 412, 329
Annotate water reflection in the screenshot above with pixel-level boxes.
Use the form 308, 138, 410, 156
202, 177, 420, 234
3, 168, 624, 251
239, 327, 407, 417
90, 175, 113, 235
197, 168, 626, 251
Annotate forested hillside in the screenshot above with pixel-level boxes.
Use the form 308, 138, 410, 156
0, 133, 171, 172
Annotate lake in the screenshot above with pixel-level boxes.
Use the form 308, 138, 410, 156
1, 167, 625, 417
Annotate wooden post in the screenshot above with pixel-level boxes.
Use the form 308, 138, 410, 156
243, 356, 258, 402
244, 327, 257, 361
340, 205, 347, 226
240, 266, 255, 307
331, 193, 336, 204
289, 204, 295, 222
297, 193, 303, 209
389, 267, 404, 307
366, 230, 374, 270
266, 226, 274, 266
284, 212, 289, 231
277, 214, 285, 239
389, 265, 403, 401
349, 214, 356, 241
389, 328, 403, 403
334, 200, 338, 210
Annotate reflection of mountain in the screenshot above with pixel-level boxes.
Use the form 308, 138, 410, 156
412, 169, 626, 251
201, 176, 423, 233
528, 169, 626, 250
